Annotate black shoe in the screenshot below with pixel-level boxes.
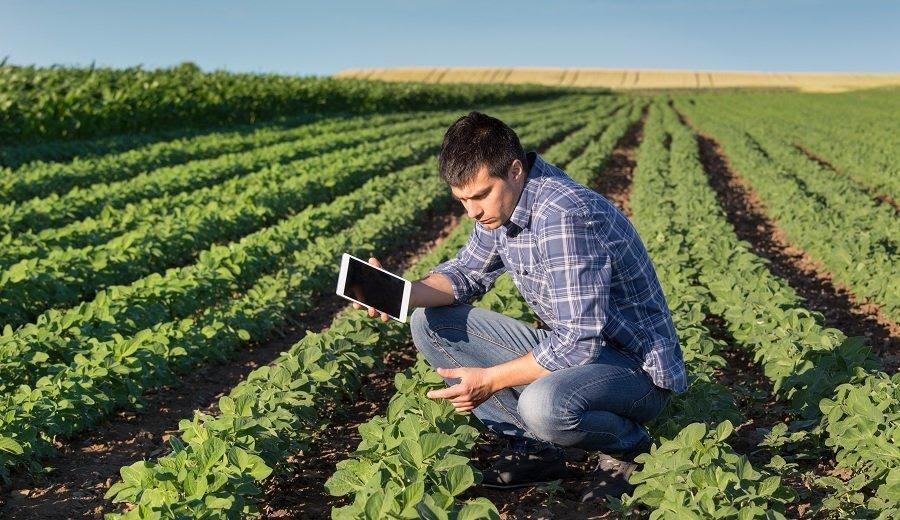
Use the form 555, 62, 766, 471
479, 444, 569, 489
578, 437, 653, 503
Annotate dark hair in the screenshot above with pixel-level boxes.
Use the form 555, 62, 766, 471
438, 111, 526, 187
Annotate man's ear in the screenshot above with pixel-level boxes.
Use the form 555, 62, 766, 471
509, 159, 524, 180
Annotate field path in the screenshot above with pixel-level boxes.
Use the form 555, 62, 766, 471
0, 203, 466, 520
673, 107, 898, 370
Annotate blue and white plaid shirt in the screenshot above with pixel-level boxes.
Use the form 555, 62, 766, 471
430, 152, 687, 393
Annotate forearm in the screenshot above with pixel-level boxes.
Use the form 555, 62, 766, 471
487, 352, 550, 392
409, 272, 456, 308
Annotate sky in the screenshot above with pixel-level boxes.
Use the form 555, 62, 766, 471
2, 0, 899, 76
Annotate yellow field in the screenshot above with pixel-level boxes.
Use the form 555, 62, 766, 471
336, 67, 900, 92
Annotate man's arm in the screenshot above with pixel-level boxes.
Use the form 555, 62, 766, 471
409, 272, 455, 308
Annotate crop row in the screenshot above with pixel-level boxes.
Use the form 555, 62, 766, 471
0, 110, 413, 203
0, 130, 441, 328
0, 161, 444, 481
0, 62, 566, 144
609, 101, 800, 518
0, 96, 590, 270
1, 95, 585, 205
631, 100, 896, 518
326, 100, 661, 517
675, 97, 899, 322
98, 103, 615, 518
0, 100, 602, 483
1, 101, 541, 236
0, 99, 597, 384
683, 91, 899, 200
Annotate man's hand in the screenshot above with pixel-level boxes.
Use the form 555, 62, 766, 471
426, 367, 495, 412
351, 257, 390, 322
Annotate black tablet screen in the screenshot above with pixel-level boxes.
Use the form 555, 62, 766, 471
344, 256, 405, 318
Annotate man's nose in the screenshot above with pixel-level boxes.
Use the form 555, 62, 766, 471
464, 202, 482, 220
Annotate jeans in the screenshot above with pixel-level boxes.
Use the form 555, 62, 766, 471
410, 303, 671, 454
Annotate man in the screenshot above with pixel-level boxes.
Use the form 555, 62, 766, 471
357, 111, 686, 500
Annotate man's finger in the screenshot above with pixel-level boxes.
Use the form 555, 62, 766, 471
427, 385, 465, 400
369, 257, 382, 268
436, 367, 461, 379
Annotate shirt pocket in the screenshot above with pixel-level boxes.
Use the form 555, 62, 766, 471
512, 241, 550, 314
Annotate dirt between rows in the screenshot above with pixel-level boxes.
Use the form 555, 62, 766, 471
259, 123, 648, 519
675, 108, 898, 369
0, 203, 463, 519
0, 125, 586, 518
677, 109, 898, 517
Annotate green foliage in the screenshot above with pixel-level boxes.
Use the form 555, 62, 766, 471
611, 421, 796, 519
816, 371, 900, 517
98, 97, 621, 517
327, 358, 498, 520
0, 63, 567, 144
673, 94, 899, 323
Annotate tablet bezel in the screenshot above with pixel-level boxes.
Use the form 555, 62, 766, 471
336, 253, 411, 323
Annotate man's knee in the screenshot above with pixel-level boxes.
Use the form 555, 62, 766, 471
409, 306, 458, 354
517, 378, 580, 446
409, 307, 431, 352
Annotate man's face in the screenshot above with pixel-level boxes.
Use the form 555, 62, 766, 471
450, 160, 526, 230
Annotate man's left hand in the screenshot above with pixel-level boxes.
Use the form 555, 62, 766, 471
426, 367, 495, 412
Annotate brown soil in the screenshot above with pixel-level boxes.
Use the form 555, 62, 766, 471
793, 143, 899, 213
255, 208, 467, 518
260, 336, 420, 518
0, 112, 601, 519
591, 106, 648, 218
0, 204, 464, 520
674, 110, 898, 371
257, 123, 650, 519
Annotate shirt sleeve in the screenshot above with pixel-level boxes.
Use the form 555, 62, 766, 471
428, 222, 506, 304
531, 210, 611, 371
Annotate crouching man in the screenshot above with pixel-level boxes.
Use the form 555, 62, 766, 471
359, 111, 686, 500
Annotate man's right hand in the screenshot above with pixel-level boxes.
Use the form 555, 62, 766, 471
352, 257, 390, 322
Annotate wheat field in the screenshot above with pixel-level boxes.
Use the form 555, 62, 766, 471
336, 67, 900, 92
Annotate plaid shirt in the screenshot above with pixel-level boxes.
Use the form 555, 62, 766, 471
430, 152, 687, 393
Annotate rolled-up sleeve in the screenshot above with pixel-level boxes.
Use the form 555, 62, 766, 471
429, 223, 506, 304
531, 210, 611, 371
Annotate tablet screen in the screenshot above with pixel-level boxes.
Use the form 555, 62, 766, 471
343, 255, 406, 318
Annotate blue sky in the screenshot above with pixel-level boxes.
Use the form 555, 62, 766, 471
2, 0, 898, 76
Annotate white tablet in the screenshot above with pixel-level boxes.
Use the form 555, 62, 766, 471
336, 253, 412, 323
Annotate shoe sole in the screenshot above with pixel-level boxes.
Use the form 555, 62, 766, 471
480, 479, 563, 490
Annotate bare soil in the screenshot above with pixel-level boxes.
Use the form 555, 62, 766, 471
0, 204, 463, 520
675, 110, 898, 370
676, 110, 897, 517
591, 106, 648, 219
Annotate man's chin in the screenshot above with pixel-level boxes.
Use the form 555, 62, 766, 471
479, 219, 499, 229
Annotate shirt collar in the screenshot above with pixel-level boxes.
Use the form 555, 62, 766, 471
503, 151, 542, 236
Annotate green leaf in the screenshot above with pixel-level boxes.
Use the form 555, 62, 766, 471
445, 464, 475, 496
0, 437, 24, 455
399, 439, 424, 468
420, 433, 455, 459
456, 497, 500, 520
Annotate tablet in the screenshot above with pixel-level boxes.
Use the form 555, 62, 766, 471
336, 253, 412, 323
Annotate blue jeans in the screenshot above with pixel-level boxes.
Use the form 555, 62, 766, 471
410, 304, 671, 454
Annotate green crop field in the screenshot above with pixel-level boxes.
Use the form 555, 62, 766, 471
0, 64, 896, 520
